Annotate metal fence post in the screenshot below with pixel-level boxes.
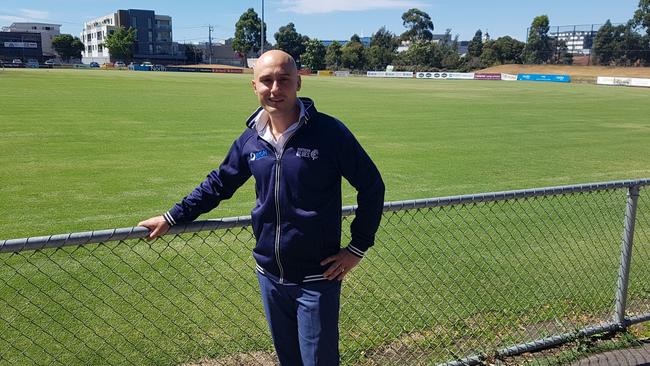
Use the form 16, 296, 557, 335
614, 185, 641, 328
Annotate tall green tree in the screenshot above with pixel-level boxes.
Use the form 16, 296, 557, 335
467, 29, 483, 57
633, 0, 650, 36
325, 41, 342, 70
341, 34, 366, 70
523, 15, 552, 64
104, 27, 136, 62
365, 26, 398, 70
594, 20, 645, 65
301, 39, 326, 70
400, 8, 434, 42
274, 23, 309, 64
491, 36, 525, 64
51, 34, 84, 62
233, 8, 265, 66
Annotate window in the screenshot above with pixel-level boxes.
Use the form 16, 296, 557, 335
32, 26, 37, 29
149, 44, 153, 53
132, 16, 137, 27
45, 26, 51, 30
87, 45, 92, 52
148, 31, 152, 42
147, 18, 152, 28
97, 32, 102, 40
98, 44, 103, 52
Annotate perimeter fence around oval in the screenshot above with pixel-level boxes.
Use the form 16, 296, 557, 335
1, 179, 649, 366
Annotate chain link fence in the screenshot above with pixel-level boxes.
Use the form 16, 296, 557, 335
1, 179, 649, 365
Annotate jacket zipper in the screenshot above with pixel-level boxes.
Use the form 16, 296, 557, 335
273, 131, 300, 284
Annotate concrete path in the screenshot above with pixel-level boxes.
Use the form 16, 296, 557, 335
571, 342, 650, 366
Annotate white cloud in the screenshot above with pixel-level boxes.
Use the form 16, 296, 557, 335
19, 9, 50, 20
278, 0, 427, 14
0, 9, 49, 24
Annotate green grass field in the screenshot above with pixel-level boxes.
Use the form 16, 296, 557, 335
1, 68, 650, 239
1, 69, 650, 366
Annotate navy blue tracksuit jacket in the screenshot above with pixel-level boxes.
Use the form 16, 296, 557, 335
163, 97, 385, 284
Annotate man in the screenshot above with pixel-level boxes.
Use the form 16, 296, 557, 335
139, 50, 384, 365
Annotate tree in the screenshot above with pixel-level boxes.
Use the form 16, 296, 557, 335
51, 34, 84, 62
479, 41, 498, 66
184, 44, 203, 64
233, 8, 265, 66
341, 34, 366, 70
274, 23, 309, 64
633, 0, 650, 36
594, 20, 645, 66
400, 8, 434, 42
523, 15, 552, 64
492, 36, 525, 64
301, 39, 326, 70
467, 29, 483, 57
103, 27, 136, 62
325, 41, 342, 70
393, 41, 437, 71
365, 26, 398, 70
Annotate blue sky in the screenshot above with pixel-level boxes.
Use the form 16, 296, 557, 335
0, 1, 641, 44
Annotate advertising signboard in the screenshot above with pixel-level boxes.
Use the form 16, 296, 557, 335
415, 72, 474, 79
517, 74, 571, 83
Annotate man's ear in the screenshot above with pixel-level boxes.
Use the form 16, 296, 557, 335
251, 79, 258, 94
297, 75, 302, 91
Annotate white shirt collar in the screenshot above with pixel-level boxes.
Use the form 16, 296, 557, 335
252, 98, 306, 135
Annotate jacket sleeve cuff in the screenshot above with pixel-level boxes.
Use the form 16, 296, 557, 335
346, 244, 366, 258
163, 211, 177, 226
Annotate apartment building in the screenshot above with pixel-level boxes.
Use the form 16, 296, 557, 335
1, 22, 60, 58
81, 9, 184, 64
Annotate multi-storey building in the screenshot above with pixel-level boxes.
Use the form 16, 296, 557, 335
550, 30, 597, 55
81, 9, 184, 64
0, 31, 42, 62
1, 22, 60, 58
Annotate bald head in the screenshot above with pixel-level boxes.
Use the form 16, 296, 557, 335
251, 49, 302, 119
254, 50, 297, 79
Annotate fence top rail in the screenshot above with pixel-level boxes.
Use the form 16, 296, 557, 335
1, 178, 648, 253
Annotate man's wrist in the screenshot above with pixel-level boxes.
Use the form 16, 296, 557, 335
345, 244, 365, 258
163, 211, 176, 226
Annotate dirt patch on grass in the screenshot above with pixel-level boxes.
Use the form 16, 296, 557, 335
182, 351, 277, 366
478, 64, 650, 83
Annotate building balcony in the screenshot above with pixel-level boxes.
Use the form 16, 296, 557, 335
156, 24, 172, 31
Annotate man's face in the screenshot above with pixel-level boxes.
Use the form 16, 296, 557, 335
252, 53, 301, 114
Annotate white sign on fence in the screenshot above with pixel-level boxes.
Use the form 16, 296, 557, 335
334, 71, 350, 77
367, 71, 413, 78
415, 72, 474, 80
501, 73, 518, 81
597, 76, 650, 88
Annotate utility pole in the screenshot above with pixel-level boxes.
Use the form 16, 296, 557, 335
208, 25, 214, 64
260, 0, 265, 55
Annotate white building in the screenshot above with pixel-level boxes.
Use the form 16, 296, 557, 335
80, 14, 116, 64
80, 9, 184, 65
551, 30, 596, 55
2, 22, 61, 57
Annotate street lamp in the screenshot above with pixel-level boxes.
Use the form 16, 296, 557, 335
261, 0, 265, 55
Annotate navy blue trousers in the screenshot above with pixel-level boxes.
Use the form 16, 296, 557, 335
257, 272, 342, 366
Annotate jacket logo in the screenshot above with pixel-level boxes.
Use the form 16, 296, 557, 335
296, 148, 319, 160
250, 150, 269, 161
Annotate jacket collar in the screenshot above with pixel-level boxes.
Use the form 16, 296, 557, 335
246, 97, 317, 129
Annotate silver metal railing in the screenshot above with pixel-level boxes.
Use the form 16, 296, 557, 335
1, 178, 649, 365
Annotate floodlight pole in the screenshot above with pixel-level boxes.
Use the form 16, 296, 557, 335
261, 0, 265, 55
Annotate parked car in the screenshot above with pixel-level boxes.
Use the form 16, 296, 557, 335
25, 59, 39, 68
44, 59, 61, 65
89, 62, 100, 68
12, 59, 22, 64
114, 61, 126, 68
140, 61, 153, 67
